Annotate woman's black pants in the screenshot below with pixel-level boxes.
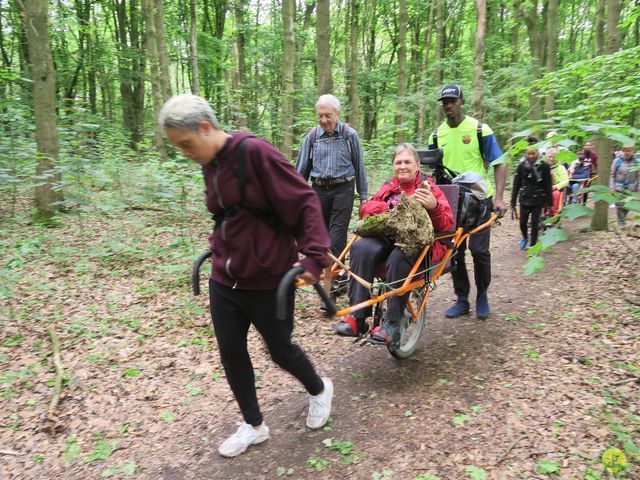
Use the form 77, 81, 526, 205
209, 280, 324, 426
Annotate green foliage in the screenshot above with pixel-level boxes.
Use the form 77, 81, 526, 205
322, 438, 355, 455
465, 465, 489, 479
63, 437, 81, 463
84, 440, 118, 463
307, 456, 330, 472
453, 413, 471, 427
532, 47, 640, 125
101, 461, 138, 477
537, 459, 560, 475
524, 256, 546, 276
160, 412, 175, 423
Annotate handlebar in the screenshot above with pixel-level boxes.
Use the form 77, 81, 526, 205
276, 266, 337, 320
192, 250, 213, 295
192, 253, 337, 319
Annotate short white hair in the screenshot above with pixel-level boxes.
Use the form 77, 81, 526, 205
315, 94, 341, 113
158, 94, 220, 131
546, 147, 559, 157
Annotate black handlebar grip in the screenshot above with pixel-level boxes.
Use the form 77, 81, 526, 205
275, 266, 339, 320
312, 283, 337, 317
192, 250, 213, 296
275, 266, 305, 320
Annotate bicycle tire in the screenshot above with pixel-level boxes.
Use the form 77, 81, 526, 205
389, 288, 427, 359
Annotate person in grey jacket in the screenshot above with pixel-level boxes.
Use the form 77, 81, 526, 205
610, 145, 639, 228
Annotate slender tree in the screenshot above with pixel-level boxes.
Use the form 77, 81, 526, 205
471, 0, 486, 118
316, 0, 333, 94
544, 0, 558, 114
16, 0, 64, 220
141, 0, 167, 160
347, 0, 359, 129
281, 0, 295, 159
416, 0, 435, 142
233, 0, 248, 128
395, 0, 407, 142
594, 0, 605, 56
591, 0, 622, 231
190, 0, 200, 95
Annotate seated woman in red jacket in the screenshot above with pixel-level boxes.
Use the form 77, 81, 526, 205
334, 143, 455, 343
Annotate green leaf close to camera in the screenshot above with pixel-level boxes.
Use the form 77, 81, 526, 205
524, 256, 545, 276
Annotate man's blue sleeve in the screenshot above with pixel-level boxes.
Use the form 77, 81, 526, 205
482, 134, 503, 165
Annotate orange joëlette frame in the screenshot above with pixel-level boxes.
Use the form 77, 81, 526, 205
297, 214, 498, 321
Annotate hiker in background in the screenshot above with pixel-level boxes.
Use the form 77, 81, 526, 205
546, 147, 569, 216
518, 135, 540, 164
567, 154, 592, 204
578, 141, 599, 177
610, 145, 639, 228
511, 147, 553, 249
577, 141, 599, 203
428, 84, 506, 320
159, 94, 334, 458
296, 94, 368, 259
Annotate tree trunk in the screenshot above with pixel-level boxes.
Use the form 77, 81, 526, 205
395, 0, 407, 143
434, 0, 443, 88
594, 0, 605, 56
509, 0, 520, 122
281, 0, 295, 159
348, 0, 359, 130
154, 0, 171, 100
416, 0, 436, 143
190, 0, 200, 94
16, 0, 64, 219
233, 0, 248, 128
606, 0, 622, 53
113, 0, 146, 148
523, 0, 544, 120
294, 0, 315, 94
362, 0, 377, 140
316, 0, 333, 94
543, 0, 558, 114
141, 0, 167, 160
591, 0, 622, 231
591, 138, 613, 230
471, 0, 486, 119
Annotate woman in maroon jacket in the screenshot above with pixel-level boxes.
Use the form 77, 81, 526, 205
159, 94, 333, 458
334, 143, 455, 343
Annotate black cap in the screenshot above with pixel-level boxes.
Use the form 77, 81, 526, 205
438, 84, 464, 101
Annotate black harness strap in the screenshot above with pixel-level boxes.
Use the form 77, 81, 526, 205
213, 137, 280, 229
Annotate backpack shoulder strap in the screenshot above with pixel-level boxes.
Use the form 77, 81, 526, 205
307, 127, 319, 161
477, 121, 489, 171
341, 122, 350, 139
236, 136, 254, 204
432, 129, 438, 148
341, 122, 353, 156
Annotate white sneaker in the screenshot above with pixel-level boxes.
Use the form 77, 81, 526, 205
218, 421, 270, 457
306, 377, 334, 429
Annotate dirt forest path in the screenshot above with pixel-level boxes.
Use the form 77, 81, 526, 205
164, 218, 639, 480
1, 214, 638, 480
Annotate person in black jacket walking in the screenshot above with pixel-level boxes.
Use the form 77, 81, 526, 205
511, 147, 553, 250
